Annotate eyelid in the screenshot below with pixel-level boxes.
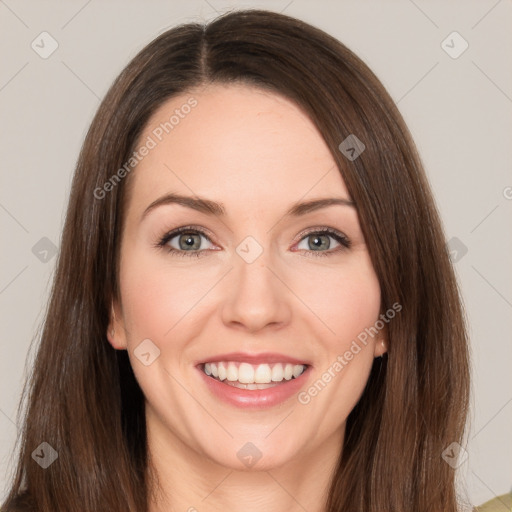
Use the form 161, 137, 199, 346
293, 225, 347, 243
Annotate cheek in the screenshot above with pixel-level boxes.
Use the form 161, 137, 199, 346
294, 264, 381, 426
292, 258, 381, 346
120, 245, 381, 347
119, 247, 222, 343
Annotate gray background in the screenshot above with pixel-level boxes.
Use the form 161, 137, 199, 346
1, 0, 511, 508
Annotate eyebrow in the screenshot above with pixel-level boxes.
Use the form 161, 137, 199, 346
141, 193, 356, 221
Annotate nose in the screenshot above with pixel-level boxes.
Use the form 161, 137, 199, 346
220, 245, 292, 333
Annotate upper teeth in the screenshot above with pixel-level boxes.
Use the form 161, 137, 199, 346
203, 362, 306, 383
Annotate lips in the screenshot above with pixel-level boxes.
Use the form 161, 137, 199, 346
196, 352, 312, 408
198, 351, 311, 366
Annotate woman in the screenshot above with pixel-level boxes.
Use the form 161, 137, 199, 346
2, 9, 472, 512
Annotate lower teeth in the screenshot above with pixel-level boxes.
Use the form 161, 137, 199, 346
223, 380, 281, 390
210, 376, 292, 390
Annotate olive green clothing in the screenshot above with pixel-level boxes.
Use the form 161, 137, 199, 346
475, 493, 512, 511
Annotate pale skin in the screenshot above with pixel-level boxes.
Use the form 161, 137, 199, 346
107, 83, 387, 512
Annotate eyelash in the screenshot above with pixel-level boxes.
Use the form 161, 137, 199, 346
155, 225, 351, 259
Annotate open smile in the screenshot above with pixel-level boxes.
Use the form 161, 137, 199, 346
196, 353, 312, 408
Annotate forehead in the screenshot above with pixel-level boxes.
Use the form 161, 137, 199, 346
127, 83, 350, 214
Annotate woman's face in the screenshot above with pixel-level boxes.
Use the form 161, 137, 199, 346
110, 83, 385, 470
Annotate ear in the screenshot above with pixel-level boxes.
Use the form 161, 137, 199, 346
107, 300, 128, 350
371, 317, 389, 358
373, 338, 388, 358
373, 323, 388, 358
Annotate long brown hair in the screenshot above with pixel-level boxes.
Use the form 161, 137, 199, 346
2, 9, 470, 511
